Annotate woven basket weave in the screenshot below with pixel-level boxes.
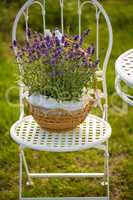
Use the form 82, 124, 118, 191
28, 98, 95, 132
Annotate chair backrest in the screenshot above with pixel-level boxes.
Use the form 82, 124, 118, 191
12, 0, 113, 120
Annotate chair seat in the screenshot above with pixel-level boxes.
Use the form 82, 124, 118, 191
10, 115, 111, 152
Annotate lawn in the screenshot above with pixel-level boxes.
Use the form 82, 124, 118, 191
0, 0, 133, 200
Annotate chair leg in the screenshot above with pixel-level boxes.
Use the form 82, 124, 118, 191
21, 150, 33, 186
105, 142, 110, 200
100, 143, 109, 199
19, 145, 110, 199
19, 147, 23, 200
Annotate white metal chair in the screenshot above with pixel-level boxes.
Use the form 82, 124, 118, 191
11, 0, 113, 199
115, 49, 133, 106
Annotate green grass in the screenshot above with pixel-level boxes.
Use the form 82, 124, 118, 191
0, 0, 133, 199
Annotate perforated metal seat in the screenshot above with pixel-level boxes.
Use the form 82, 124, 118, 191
10, 114, 111, 152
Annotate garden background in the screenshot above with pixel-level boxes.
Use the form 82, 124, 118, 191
0, 0, 133, 199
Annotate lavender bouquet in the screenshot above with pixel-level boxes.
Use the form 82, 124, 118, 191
14, 29, 98, 109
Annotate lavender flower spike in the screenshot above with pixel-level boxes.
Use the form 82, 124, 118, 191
45, 29, 52, 38
61, 36, 65, 44
55, 37, 60, 47
80, 29, 91, 45
50, 57, 57, 65
94, 59, 100, 67
55, 30, 63, 41
82, 29, 91, 38
27, 28, 31, 38
73, 35, 79, 41
87, 43, 95, 55
13, 40, 17, 47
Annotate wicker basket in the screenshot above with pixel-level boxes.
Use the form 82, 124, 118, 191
28, 98, 95, 132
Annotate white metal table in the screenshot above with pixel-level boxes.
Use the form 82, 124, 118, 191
115, 49, 133, 105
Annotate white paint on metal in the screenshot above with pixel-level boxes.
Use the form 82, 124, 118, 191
115, 49, 133, 105
21, 197, 108, 200
10, 115, 111, 152
115, 75, 133, 106
11, 1, 113, 199
115, 49, 133, 87
29, 172, 104, 178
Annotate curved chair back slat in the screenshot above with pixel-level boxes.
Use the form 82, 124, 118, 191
78, 0, 113, 104
12, 0, 46, 55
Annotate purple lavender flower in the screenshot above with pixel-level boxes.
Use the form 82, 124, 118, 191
86, 47, 91, 54
55, 37, 60, 46
41, 49, 48, 56
87, 43, 95, 55
15, 29, 97, 87
67, 49, 75, 59
27, 29, 31, 38
16, 51, 22, 59
50, 40, 54, 47
83, 58, 88, 66
79, 29, 91, 45
39, 33, 43, 41
91, 46, 95, 55
46, 42, 51, 49
93, 59, 100, 68
31, 55, 38, 61
33, 41, 37, 48
55, 48, 62, 57
82, 29, 90, 38
79, 37, 83, 46
95, 59, 100, 65
52, 32, 55, 38
42, 41, 46, 48
73, 35, 79, 41
50, 57, 57, 65
80, 51, 85, 57
61, 36, 65, 43
25, 41, 30, 49
73, 43, 79, 49
64, 41, 68, 47
57, 47, 62, 53
46, 36, 50, 42
13, 40, 17, 47
28, 50, 32, 57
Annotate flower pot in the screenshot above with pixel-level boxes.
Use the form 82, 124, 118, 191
25, 93, 95, 132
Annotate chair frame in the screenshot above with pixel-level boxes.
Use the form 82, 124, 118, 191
11, 0, 113, 199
